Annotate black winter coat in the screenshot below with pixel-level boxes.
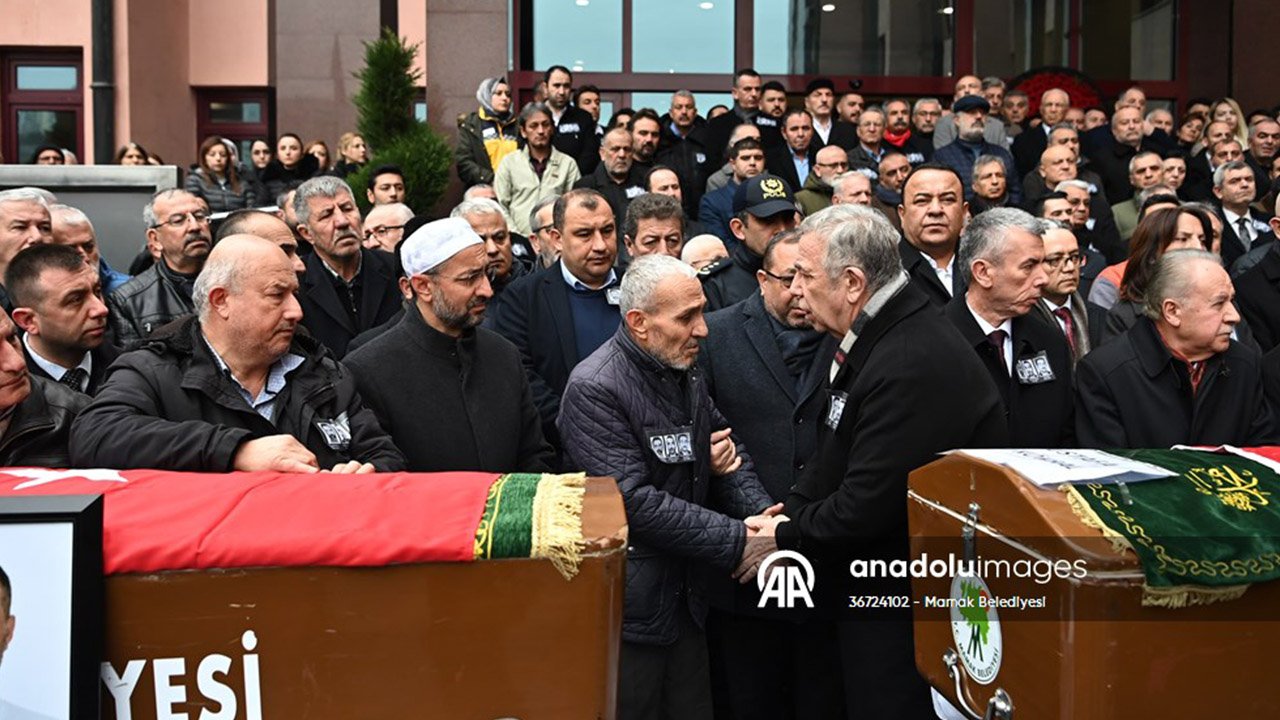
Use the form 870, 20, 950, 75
69, 317, 406, 472
343, 304, 554, 473
1075, 316, 1278, 448
700, 241, 764, 312
183, 169, 262, 212
655, 116, 712, 220
1234, 243, 1280, 353
296, 249, 403, 359
259, 155, 321, 200
0, 377, 87, 468
552, 105, 601, 176
107, 262, 197, 349
557, 328, 774, 645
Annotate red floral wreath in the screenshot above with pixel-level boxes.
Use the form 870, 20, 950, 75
1010, 66, 1105, 116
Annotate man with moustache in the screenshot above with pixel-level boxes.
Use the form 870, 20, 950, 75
882, 98, 929, 165
944, 209, 1074, 447
1031, 223, 1104, 366
908, 98, 942, 161
293, 176, 402, 358
630, 109, 664, 173
344, 218, 553, 473
804, 78, 858, 151
6, 245, 118, 396
71, 235, 405, 473
450, 198, 532, 301
933, 75, 1008, 149
576, 127, 648, 231
108, 189, 211, 347
934, 95, 1021, 205
699, 229, 841, 717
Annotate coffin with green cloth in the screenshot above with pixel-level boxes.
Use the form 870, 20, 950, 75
0, 468, 626, 719
906, 447, 1280, 720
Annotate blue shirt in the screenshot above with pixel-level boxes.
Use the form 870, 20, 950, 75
203, 335, 305, 422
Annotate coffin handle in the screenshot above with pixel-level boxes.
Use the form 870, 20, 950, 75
943, 648, 1014, 720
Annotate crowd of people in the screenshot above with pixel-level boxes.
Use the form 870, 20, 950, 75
4, 63, 1280, 719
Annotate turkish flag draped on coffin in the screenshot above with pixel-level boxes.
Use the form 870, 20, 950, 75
0, 468, 500, 574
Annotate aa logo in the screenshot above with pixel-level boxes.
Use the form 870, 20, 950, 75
756, 550, 815, 609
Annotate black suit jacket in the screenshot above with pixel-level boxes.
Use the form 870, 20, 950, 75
1217, 206, 1277, 268
945, 299, 1075, 447
552, 105, 600, 176
700, 292, 835, 501
1011, 124, 1050, 178
483, 261, 620, 445
297, 249, 402, 359
23, 341, 120, 397
814, 120, 859, 152
764, 143, 818, 196
1234, 243, 1280, 353
773, 282, 1006, 717
898, 238, 964, 307
1181, 152, 1215, 202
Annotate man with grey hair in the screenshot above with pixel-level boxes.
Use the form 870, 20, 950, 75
830, 171, 872, 207
495, 103, 583, 235
1012, 87, 1071, 176
345, 218, 553, 472
362, 202, 414, 253
934, 95, 1022, 205
969, 154, 1010, 213
451, 197, 532, 299
882, 98, 927, 165
558, 253, 780, 720
1076, 250, 1276, 447
622, 192, 685, 262
945, 208, 1073, 447
49, 203, 131, 294
527, 195, 561, 268
293, 176, 401, 358
909, 98, 942, 160
0, 189, 53, 310
794, 145, 848, 216
462, 183, 498, 202
776, 204, 1006, 718
655, 89, 712, 219
108, 188, 211, 346
1214, 159, 1276, 266
575, 126, 647, 232
1110, 150, 1164, 241
72, 234, 406, 472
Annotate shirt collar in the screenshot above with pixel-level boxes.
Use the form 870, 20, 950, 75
919, 251, 952, 272
1222, 206, 1248, 226
966, 299, 1013, 338
202, 333, 305, 401
318, 251, 362, 283
22, 334, 90, 380
559, 260, 618, 291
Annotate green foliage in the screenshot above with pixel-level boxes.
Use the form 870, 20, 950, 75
350, 28, 451, 215
348, 124, 452, 216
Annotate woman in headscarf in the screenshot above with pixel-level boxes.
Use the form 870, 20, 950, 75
455, 76, 518, 187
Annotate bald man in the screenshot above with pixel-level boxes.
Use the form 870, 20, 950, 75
215, 209, 305, 273
1013, 88, 1072, 177
71, 234, 405, 473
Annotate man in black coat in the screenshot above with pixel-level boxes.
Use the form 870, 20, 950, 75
345, 218, 554, 473
544, 65, 600, 176
701, 174, 799, 311
897, 164, 969, 306
699, 229, 842, 719
1076, 250, 1277, 448
1214, 160, 1277, 267
946, 209, 1074, 447
772, 204, 1007, 719
704, 68, 766, 169
108, 189, 211, 347
1085, 106, 1168, 204
575, 127, 648, 234
1011, 88, 1071, 178
765, 109, 821, 194
557, 254, 777, 720
0, 307, 86, 468
804, 78, 859, 152
293, 176, 402, 359
656, 91, 712, 220
484, 189, 622, 448
6, 244, 119, 396
1233, 218, 1280, 353
70, 236, 406, 474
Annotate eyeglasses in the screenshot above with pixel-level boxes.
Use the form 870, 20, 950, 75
365, 224, 405, 239
816, 160, 849, 170
763, 269, 796, 287
1043, 252, 1085, 270
531, 224, 553, 235
151, 211, 211, 229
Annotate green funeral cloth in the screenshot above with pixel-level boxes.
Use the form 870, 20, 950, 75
473, 473, 588, 580
1067, 449, 1280, 606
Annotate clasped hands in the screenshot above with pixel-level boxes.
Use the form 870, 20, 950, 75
733, 503, 789, 583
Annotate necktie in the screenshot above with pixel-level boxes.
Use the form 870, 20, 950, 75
60, 367, 89, 393
1053, 307, 1077, 357
986, 330, 1008, 375
1238, 217, 1253, 249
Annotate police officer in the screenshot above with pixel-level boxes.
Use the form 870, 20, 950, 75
701, 174, 799, 311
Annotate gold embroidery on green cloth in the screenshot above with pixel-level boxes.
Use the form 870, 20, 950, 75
473, 473, 587, 581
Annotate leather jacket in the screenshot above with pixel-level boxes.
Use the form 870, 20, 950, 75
107, 261, 197, 349
0, 377, 88, 468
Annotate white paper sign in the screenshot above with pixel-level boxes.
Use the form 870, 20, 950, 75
947, 448, 1176, 487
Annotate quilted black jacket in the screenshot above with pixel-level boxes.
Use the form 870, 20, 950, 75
557, 327, 773, 645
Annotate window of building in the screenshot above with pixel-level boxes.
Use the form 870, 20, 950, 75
195, 88, 273, 162
753, 0, 954, 77
632, 1, 734, 73
1080, 0, 1176, 81
973, 0, 1070, 79
531, 0, 623, 73
2, 52, 83, 163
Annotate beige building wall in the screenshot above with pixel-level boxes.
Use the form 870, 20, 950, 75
0, 0, 96, 160
120, 0, 195, 166
189, 0, 269, 87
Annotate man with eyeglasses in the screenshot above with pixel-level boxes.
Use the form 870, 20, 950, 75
362, 203, 413, 254
944, 209, 1074, 447
794, 145, 848, 216
698, 227, 840, 719
908, 98, 942, 162
451, 198, 531, 301
1031, 223, 1105, 366
108, 189, 212, 347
